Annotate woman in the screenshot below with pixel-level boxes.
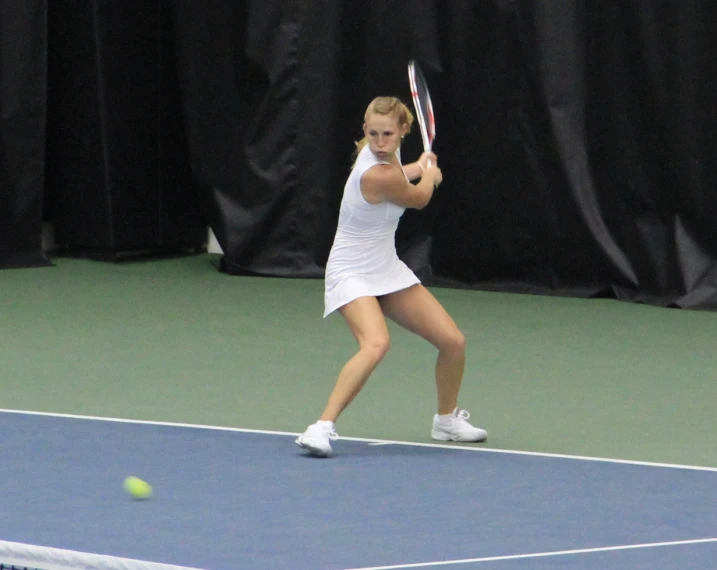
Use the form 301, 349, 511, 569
296, 96, 487, 457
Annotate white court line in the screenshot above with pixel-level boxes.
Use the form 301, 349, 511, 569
1, 408, 717, 473
339, 537, 717, 569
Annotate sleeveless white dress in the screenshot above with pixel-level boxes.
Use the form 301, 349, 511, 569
323, 145, 420, 317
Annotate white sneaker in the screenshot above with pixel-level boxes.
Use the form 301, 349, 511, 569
295, 421, 338, 457
432, 408, 487, 442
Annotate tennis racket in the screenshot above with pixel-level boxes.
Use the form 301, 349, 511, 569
407, 59, 436, 164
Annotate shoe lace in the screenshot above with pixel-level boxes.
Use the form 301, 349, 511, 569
315, 423, 338, 441
456, 409, 471, 422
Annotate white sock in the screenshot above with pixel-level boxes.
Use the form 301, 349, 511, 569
317, 420, 335, 429
437, 407, 459, 421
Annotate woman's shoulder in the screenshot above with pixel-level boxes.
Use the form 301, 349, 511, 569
361, 163, 403, 187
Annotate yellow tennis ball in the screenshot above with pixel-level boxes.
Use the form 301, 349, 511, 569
124, 476, 153, 500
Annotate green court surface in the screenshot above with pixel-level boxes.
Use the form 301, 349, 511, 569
2, 253, 715, 468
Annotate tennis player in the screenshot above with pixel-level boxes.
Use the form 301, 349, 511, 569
296, 96, 487, 457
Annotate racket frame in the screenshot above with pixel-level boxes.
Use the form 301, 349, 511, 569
407, 59, 436, 156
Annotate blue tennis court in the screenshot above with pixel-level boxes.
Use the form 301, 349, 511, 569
1, 410, 716, 569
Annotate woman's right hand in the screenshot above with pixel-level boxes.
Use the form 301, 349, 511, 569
425, 164, 442, 188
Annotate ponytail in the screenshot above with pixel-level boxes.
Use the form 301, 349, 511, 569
353, 137, 369, 157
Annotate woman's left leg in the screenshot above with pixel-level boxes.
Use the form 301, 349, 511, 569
379, 284, 487, 442
379, 284, 465, 414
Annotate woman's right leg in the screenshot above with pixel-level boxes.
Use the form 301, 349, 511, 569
296, 296, 389, 457
319, 296, 390, 422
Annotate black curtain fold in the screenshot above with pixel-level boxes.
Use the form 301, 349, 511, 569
43, 0, 205, 257
582, 0, 717, 306
172, 0, 308, 275
0, 0, 51, 268
521, 0, 640, 290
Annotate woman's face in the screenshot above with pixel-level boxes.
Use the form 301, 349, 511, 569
363, 113, 406, 160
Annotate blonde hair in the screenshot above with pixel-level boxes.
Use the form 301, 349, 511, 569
353, 96, 414, 158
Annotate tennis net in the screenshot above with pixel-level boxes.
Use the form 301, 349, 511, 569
0, 541, 203, 570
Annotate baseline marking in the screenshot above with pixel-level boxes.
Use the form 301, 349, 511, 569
1, 409, 716, 472
339, 537, 717, 570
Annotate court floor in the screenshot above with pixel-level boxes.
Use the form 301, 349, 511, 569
2, 254, 716, 569
1, 410, 716, 570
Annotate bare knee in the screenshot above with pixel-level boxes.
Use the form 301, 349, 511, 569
440, 329, 466, 355
360, 334, 390, 363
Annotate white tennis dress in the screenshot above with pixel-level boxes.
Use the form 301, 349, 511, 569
324, 145, 420, 317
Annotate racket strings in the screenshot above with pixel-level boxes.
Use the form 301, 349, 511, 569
407, 60, 435, 152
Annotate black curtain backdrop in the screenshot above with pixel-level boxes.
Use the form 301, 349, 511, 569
171, 0, 717, 308
2, 1, 716, 308
0, 0, 51, 268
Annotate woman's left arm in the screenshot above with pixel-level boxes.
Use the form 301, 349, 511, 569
404, 152, 437, 182
404, 162, 425, 181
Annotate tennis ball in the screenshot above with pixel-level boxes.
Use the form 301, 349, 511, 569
124, 476, 153, 500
